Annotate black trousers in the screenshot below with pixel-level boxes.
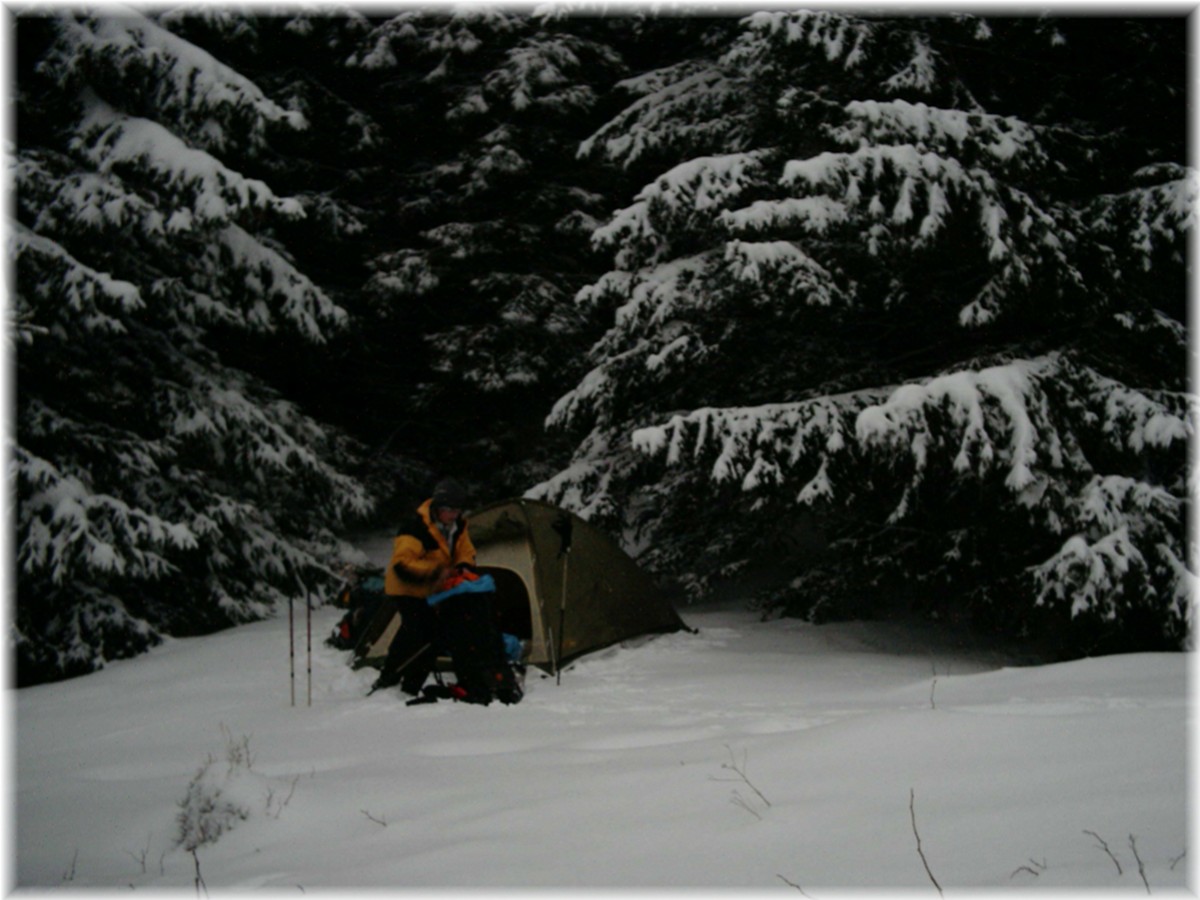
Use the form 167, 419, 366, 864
379, 596, 439, 695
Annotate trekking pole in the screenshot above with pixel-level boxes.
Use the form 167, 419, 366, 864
552, 513, 573, 686
288, 596, 296, 707
366, 643, 432, 696
556, 554, 569, 686
306, 596, 313, 707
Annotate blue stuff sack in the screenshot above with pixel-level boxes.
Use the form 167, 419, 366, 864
426, 573, 497, 607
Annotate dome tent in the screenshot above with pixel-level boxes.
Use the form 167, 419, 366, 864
357, 498, 688, 673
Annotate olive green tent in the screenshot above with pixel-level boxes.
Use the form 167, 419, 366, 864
356, 498, 687, 672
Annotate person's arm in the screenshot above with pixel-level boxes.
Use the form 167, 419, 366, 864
391, 534, 442, 585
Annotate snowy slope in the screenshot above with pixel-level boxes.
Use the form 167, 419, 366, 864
13, 584, 1190, 892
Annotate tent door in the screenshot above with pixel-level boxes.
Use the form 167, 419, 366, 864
478, 565, 533, 643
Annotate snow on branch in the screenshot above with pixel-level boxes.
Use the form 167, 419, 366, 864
579, 66, 755, 168
14, 444, 196, 587
551, 254, 715, 430
595, 153, 770, 269
527, 427, 636, 524
478, 34, 620, 116
765, 140, 1080, 325
732, 10, 876, 69
1033, 527, 1152, 621
44, 10, 306, 151
348, 8, 523, 72
721, 196, 851, 237
208, 224, 347, 342
781, 144, 1000, 253
855, 356, 1062, 506
829, 100, 1050, 174
722, 241, 851, 308
1087, 370, 1194, 457
74, 96, 304, 226
632, 389, 885, 504
632, 352, 1193, 521
1088, 163, 1197, 271
17, 154, 169, 239
161, 360, 369, 522
11, 222, 144, 334
1075, 475, 1181, 537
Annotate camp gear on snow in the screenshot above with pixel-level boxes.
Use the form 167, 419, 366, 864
502, 633, 523, 664
370, 569, 522, 704
326, 570, 387, 651
354, 498, 687, 677
404, 678, 520, 706
434, 583, 523, 705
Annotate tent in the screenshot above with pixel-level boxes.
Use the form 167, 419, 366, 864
355, 498, 687, 672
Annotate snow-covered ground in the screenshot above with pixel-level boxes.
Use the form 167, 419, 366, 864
12, 560, 1191, 893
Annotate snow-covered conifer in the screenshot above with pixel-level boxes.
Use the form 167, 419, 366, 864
13, 9, 371, 683
346, 10, 631, 492
536, 12, 1193, 656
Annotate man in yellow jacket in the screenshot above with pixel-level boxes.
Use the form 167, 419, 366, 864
372, 478, 476, 697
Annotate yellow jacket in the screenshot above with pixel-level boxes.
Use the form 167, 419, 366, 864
384, 499, 477, 598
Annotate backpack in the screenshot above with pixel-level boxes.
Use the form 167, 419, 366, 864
427, 573, 524, 705
326, 569, 386, 651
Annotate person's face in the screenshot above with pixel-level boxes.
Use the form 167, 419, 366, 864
435, 506, 460, 525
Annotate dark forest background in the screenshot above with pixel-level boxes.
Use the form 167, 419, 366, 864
11, 7, 1193, 684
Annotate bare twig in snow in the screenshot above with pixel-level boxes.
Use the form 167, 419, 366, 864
1084, 830, 1123, 875
730, 790, 763, 821
125, 834, 152, 874
269, 774, 302, 818
909, 789, 943, 897
1129, 834, 1151, 894
361, 809, 388, 828
62, 849, 78, 882
777, 874, 815, 897
191, 848, 208, 898
1169, 850, 1186, 871
714, 745, 771, 808
1011, 858, 1046, 879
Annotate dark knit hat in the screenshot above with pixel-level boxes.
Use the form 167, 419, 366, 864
431, 478, 467, 510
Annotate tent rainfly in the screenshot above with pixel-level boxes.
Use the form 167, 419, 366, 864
358, 498, 687, 672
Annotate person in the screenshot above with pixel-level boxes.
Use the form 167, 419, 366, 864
371, 478, 477, 698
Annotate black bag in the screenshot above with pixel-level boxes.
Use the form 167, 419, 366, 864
435, 590, 523, 705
